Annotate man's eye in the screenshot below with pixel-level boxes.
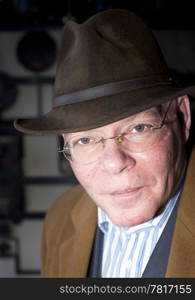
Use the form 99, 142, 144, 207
132, 124, 153, 133
71, 136, 100, 147
78, 137, 93, 145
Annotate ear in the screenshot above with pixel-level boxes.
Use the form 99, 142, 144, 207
176, 95, 191, 142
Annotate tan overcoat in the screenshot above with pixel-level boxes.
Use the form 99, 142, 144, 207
41, 149, 195, 277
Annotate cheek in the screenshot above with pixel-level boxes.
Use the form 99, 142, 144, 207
70, 162, 100, 189
143, 130, 183, 198
133, 133, 176, 203
138, 134, 173, 176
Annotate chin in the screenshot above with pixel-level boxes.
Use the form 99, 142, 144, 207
109, 207, 157, 227
108, 214, 143, 227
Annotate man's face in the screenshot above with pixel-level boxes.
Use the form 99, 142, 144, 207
63, 96, 191, 227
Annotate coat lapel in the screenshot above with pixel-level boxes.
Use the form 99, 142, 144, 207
58, 191, 97, 277
166, 148, 195, 277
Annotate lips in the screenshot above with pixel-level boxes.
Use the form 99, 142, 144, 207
110, 187, 143, 196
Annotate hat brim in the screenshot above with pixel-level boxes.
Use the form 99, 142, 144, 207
14, 84, 195, 135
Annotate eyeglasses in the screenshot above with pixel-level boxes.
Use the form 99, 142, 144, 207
58, 101, 173, 165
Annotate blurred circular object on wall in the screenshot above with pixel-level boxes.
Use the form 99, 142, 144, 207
0, 72, 18, 111
16, 30, 57, 72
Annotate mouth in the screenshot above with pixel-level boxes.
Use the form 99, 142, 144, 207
110, 187, 143, 197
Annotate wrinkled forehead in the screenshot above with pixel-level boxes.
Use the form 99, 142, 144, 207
63, 102, 169, 139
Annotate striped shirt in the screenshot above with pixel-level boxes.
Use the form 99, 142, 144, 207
98, 190, 180, 278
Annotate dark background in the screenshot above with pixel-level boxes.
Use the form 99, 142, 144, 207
1, 0, 195, 29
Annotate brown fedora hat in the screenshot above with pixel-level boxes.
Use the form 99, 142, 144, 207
14, 9, 195, 135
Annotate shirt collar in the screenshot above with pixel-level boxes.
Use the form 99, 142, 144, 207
98, 188, 181, 235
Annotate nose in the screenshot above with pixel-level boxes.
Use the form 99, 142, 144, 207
100, 140, 136, 174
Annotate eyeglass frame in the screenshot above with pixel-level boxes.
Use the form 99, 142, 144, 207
58, 100, 173, 162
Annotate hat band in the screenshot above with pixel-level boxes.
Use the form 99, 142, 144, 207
53, 74, 172, 107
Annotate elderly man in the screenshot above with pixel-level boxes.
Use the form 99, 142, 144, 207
14, 9, 195, 277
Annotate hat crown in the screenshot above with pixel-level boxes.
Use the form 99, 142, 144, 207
54, 9, 168, 98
